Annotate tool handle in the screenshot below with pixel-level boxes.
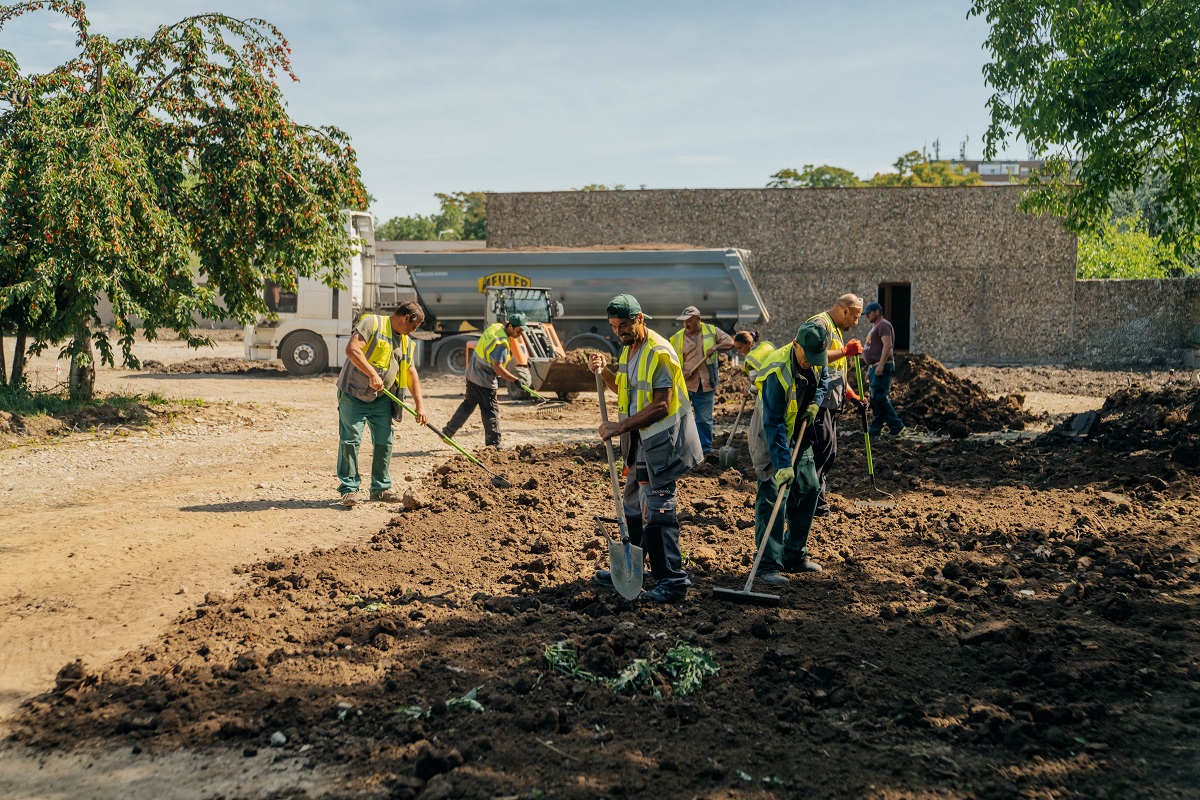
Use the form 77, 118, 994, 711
724, 393, 750, 447
381, 387, 498, 477
595, 369, 630, 543
852, 357, 875, 477
742, 419, 808, 592
519, 383, 549, 402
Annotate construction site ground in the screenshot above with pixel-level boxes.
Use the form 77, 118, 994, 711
0, 333, 1196, 800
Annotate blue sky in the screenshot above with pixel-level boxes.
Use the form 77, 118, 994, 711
1, 0, 1018, 221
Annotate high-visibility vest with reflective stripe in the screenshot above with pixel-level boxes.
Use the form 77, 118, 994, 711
808, 310, 845, 376
473, 322, 509, 371
744, 341, 775, 378
616, 330, 689, 441
670, 322, 720, 386
754, 344, 800, 439
360, 314, 411, 389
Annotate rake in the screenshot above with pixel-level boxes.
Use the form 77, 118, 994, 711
853, 357, 894, 500
381, 388, 512, 488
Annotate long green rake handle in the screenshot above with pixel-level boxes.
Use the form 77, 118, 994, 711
379, 387, 502, 479
853, 356, 875, 479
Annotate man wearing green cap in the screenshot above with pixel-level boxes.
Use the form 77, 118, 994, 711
590, 294, 704, 603
442, 313, 527, 448
745, 319, 831, 583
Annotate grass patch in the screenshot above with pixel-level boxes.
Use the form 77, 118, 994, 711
0, 383, 208, 440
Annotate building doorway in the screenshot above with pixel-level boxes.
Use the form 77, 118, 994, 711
876, 283, 911, 351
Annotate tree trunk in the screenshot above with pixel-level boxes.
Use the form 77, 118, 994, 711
0, 332, 7, 385
11, 329, 28, 386
68, 322, 95, 402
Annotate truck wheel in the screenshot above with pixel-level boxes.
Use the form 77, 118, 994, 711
279, 331, 328, 376
508, 366, 533, 400
435, 336, 474, 376
565, 333, 616, 356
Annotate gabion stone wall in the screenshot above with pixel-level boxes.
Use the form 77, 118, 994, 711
1074, 278, 1200, 366
488, 186, 1081, 364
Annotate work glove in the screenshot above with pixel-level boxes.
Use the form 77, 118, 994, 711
772, 467, 795, 489
845, 386, 860, 402
803, 403, 819, 426
842, 339, 863, 358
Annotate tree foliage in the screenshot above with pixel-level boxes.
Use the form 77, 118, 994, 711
0, 1, 366, 396
1078, 215, 1195, 279
866, 151, 982, 186
970, 0, 1200, 253
768, 164, 861, 188
375, 191, 486, 241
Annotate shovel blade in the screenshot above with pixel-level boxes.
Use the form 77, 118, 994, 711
718, 445, 738, 468
608, 539, 644, 600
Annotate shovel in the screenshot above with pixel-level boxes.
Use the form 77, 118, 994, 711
852, 358, 893, 500
595, 368, 644, 601
718, 393, 750, 468
712, 420, 809, 607
381, 388, 513, 489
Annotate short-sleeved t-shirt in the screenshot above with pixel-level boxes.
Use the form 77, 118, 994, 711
465, 339, 511, 389
863, 318, 896, 365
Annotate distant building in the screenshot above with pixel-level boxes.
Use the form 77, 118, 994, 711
950, 159, 1045, 185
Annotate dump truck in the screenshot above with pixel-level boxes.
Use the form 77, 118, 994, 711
244, 211, 771, 380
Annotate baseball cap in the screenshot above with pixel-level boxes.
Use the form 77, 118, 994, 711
864, 302, 883, 315
506, 313, 527, 329
794, 320, 830, 367
606, 294, 652, 319
676, 305, 701, 321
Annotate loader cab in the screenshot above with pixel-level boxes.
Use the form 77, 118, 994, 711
484, 286, 567, 363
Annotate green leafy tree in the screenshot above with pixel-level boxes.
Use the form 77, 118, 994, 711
970, 0, 1200, 253
767, 164, 861, 188
1078, 215, 1195, 279
375, 191, 486, 241
867, 151, 982, 186
0, 1, 366, 398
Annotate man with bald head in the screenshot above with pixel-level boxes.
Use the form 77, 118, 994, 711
806, 294, 865, 516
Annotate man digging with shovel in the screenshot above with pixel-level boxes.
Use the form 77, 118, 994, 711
590, 294, 703, 604
746, 320, 831, 585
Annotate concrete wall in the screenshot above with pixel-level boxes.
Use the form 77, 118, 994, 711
1073, 278, 1200, 366
488, 186, 1079, 364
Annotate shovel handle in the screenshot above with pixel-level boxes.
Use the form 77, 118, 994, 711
743, 419, 808, 592
595, 368, 630, 543
852, 357, 875, 478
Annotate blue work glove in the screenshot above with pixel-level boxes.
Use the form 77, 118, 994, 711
772, 467, 795, 489
803, 403, 819, 426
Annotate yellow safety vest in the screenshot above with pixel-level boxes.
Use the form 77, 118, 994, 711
670, 322, 719, 386
473, 322, 510, 371
616, 330, 690, 440
744, 341, 775, 378
754, 344, 800, 438
360, 314, 411, 389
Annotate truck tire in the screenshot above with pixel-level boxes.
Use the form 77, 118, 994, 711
507, 366, 533, 401
565, 333, 616, 356
279, 331, 328, 376
435, 335, 475, 376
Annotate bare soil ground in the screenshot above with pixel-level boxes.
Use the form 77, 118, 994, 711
2, 339, 1197, 799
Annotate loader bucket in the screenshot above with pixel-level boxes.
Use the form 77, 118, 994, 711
529, 358, 597, 397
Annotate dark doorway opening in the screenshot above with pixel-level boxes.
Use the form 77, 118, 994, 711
876, 283, 911, 351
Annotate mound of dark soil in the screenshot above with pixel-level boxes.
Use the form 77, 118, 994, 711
894, 353, 1031, 435
13, 439, 1200, 800
1037, 385, 1200, 469
140, 358, 287, 375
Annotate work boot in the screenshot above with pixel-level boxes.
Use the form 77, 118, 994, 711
594, 570, 614, 588
757, 571, 790, 586
783, 558, 823, 573
370, 490, 403, 503
340, 493, 359, 508
638, 584, 686, 604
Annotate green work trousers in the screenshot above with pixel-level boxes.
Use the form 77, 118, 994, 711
337, 390, 394, 497
754, 448, 820, 573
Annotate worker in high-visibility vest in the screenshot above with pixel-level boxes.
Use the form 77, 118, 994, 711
746, 320, 831, 583
732, 330, 776, 394
336, 301, 428, 507
670, 305, 736, 458
441, 313, 527, 449
806, 294, 865, 516
591, 294, 703, 604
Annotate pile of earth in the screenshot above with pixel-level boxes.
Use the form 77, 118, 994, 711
893, 353, 1031, 436
140, 357, 287, 375
1036, 384, 1200, 469
13, 437, 1199, 799
0, 396, 225, 445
